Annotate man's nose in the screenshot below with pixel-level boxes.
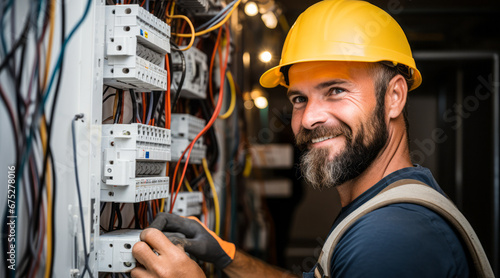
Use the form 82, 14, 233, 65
301, 99, 328, 130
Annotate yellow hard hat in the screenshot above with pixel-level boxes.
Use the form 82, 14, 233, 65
259, 0, 422, 91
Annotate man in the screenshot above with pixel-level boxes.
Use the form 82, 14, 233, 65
131, 0, 478, 277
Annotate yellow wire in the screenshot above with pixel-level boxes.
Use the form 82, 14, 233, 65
40, 119, 53, 278
202, 158, 220, 236
218, 71, 236, 119
184, 179, 194, 192
165, 1, 194, 51
173, 0, 241, 37
160, 198, 165, 212
167, 14, 195, 51
41, 0, 56, 89
243, 153, 253, 178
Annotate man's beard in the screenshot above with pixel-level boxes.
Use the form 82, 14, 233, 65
296, 106, 388, 190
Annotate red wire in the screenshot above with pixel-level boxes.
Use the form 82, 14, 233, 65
208, 27, 223, 107
170, 23, 231, 213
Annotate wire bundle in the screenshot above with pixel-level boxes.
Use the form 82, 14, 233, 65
0, 0, 94, 277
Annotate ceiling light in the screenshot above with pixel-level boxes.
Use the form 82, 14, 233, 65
259, 51, 272, 63
244, 2, 259, 17
261, 11, 278, 29
254, 96, 268, 109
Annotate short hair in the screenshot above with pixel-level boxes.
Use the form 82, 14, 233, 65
370, 62, 413, 144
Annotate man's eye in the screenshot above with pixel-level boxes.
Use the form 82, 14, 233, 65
292, 96, 307, 103
329, 88, 346, 95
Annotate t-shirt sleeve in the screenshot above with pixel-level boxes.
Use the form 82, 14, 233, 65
330, 204, 469, 278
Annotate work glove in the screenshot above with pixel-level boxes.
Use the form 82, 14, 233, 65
148, 212, 236, 269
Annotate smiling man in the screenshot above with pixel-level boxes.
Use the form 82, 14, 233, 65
131, 1, 492, 277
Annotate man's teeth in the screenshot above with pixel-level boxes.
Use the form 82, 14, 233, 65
312, 135, 338, 144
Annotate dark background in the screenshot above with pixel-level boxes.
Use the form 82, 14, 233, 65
236, 0, 500, 275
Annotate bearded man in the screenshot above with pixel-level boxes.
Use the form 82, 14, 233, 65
131, 1, 492, 277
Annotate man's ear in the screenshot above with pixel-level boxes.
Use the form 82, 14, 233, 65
386, 74, 408, 119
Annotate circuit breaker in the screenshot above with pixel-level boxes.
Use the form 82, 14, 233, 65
98, 229, 142, 273
171, 47, 208, 99
170, 191, 204, 216
101, 123, 171, 202
104, 4, 170, 91
170, 114, 207, 164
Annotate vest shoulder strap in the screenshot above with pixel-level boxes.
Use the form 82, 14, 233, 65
314, 179, 494, 278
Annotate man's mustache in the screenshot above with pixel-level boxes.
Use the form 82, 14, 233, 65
295, 124, 352, 150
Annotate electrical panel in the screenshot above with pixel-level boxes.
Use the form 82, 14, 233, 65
104, 4, 170, 91
98, 229, 142, 273
170, 114, 207, 164
170, 191, 204, 216
171, 47, 208, 99
101, 123, 171, 202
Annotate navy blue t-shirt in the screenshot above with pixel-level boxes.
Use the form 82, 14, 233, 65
303, 165, 469, 278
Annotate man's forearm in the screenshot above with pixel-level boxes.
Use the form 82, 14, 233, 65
223, 250, 299, 278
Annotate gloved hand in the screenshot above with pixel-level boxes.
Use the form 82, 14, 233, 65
148, 212, 236, 269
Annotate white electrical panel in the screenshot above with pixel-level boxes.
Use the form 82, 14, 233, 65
171, 138, 207, 164
104, 4, 170, 91
171, 47, 208, 99
170, 113, 206, 140
175, 0, 210, 13
171, 191, 204, 216
101, 123, 171, 202
98, 229, 141, 273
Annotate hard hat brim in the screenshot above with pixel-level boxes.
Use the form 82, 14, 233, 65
260, 59, 422, 91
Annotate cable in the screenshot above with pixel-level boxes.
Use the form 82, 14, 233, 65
170, 23, 231, 212
170, 46, 186, 112
208, 26, 223, 106
145, 92, 153, 124
129, 89, 137, 123
202, 158, 220, 236
173, 0, 241, 37
166, 14, 195, 51
218, 71, 236, 119
71, 114, 94, 278
195, 0, 237, 31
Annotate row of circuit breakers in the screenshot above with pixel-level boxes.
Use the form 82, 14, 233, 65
97, 4, 211, 273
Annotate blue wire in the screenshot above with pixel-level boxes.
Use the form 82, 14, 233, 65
13, 3, 93, 276
0, 0, 14, 56
17, 0, 93, 186
195, 0, 237, 31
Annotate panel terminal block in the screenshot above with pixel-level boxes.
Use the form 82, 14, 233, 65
170, 191, 204, 216
170, 113, 206, 140
98, 230, 141, 273
104, 5, 170, 91
171, 47, 208, 99
171, 138, 207, 164
101, 124, 171, 202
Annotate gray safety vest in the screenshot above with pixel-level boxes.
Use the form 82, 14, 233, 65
314, 179, 494, 278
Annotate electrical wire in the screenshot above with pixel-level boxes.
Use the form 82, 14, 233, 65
166, 14, 195, 51
170, 45, 186, 112
71, 114, 94, 278
202, 158, 220, 236
208, 26, 223, 106
218, 71, 236, 119
170, 22, 231, 212
173, 0, 241, 37
195, 0, 237, 31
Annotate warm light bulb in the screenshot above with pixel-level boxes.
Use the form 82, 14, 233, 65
254, 96, 268, 109
259, 51, 272, 63
245, 2, 259, 16
261, 11, 278, 29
